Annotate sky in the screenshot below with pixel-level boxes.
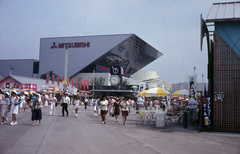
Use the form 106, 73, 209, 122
0, 0, 231, 84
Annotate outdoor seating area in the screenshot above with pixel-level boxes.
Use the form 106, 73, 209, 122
136, 104, 199, 126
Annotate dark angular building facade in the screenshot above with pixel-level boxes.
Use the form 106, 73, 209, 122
39, 34, 163, 78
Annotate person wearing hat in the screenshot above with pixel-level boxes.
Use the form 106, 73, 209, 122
61, 92, 70, 116
0, 92, 10, 124
19, 92, 25, 113
49, 93, 57, 116
10, 91, 19, 125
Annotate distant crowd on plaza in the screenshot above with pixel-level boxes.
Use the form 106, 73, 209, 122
0, 89, 167, 126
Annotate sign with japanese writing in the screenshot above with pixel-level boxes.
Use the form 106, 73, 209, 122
202, 96, 212, 127
188, 76, 197, 110
21, 84, 37, 90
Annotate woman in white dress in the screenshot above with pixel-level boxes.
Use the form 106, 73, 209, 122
49, 93, 57, 116
73, 95, 80, 118
10, 91, 19, 125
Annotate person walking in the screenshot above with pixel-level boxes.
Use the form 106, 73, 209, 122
84, 98, 88, 109
42, 93, 49, 109
120, 97, 129, 125
127, 98, 131, 114
19, 92, 25, 113
31, 94, 42, 126
99, 96, 108, 124
23, 91, 29, 112
113, 97, 121, 122
0, 92, 10, 124
73, 95, 80, 118
108, 96, 114, 116
10, 91, 19, 125
61, 92, 70, 116
131, 98, 135, 111
92, 97, 98, 116
49, 93, 57, 116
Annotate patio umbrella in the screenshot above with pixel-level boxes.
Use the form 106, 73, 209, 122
145, 88, 171, 97
138, 89, 152, 97
172, 89, 189, 97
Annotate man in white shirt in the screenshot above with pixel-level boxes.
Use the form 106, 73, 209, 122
61, 92, 70, 116
84, 98, 88, 109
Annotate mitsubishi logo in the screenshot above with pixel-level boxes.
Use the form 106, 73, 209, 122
51, 42, 57, 49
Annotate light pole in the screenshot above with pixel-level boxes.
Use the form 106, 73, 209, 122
64, 44, 68, 81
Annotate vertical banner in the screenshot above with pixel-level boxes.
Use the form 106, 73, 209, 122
52, 75, 55, 84
80, 79, 82, 89
167, 95, 171, 108
138, 82, 145, 92
67, 77, 69, 87
62, 76, 64, 82
57, 76, 60, 87
71, 78, 73, 88
46, 74, 49, 85
86, 80, 89, 90
83, 80, 86, 90
188, 76, 197, 110
202, 96, 212, 128
75, 78, 78, 88
137, 82, 145, 106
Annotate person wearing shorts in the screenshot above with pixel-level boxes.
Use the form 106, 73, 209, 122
120, 97, 130, 125
99, 96, 108, 124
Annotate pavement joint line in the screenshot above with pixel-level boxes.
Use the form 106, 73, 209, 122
35, 110, 56, 154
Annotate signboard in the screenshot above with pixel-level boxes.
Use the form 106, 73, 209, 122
80, 90, 90, 94
215, 92, 225, 102
188, 76, 197, 110
48, 86, 55, 91
21, 84, 37, 90
63, 81, 67, 91
202, 96, 212, 127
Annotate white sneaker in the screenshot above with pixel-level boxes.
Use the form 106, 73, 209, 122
75, 114, 78, 118
53, 114, 55, 116
1, 122, 4, 125
14, 121, 17, 125
5, 118, 8, 123
10, 122, 14, 125
49, 114, 52, 116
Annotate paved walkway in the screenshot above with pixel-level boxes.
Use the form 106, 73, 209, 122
0, 106, 239, 154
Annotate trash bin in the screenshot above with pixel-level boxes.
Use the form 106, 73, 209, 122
156, 111, 165, 128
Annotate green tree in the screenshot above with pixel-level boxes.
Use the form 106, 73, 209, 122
90, 77, 105, 90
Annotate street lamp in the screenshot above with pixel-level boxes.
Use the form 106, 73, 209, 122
64, 44, 68, 81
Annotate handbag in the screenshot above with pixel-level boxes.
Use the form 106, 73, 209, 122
37, 102, 43, 110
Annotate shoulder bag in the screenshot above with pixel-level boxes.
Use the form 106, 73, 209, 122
37, 101, 43, 110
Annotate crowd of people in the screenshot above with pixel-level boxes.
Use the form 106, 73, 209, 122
92, 96, 135, 125
0, 89, 138, 126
